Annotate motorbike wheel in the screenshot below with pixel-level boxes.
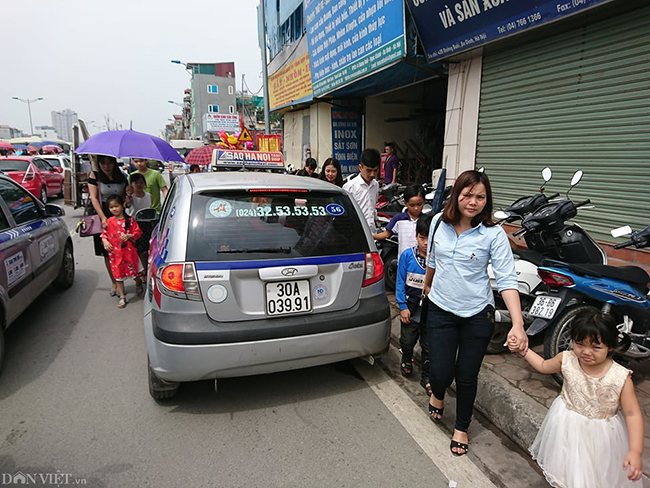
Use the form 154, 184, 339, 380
383, 250, 398, 291
486, 322, 509, 354
544, 304, 598, 385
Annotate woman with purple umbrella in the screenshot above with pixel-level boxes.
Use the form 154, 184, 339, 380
88, 155, 129, 297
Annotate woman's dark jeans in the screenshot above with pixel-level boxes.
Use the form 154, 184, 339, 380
427, 300, 495, 432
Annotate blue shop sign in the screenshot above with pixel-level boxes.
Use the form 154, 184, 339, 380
406, 0, 615, 63
305, 0, 406, 97
331, 109, 361, 175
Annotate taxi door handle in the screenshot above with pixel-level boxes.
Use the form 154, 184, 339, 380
26, 233, 35, 242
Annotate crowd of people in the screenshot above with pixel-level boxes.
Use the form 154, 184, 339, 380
83, 145, 643, 486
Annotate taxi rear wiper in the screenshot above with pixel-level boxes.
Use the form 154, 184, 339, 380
218, 246, 291, 254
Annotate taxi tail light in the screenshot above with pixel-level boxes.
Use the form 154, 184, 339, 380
363, 252, 384, 287
538, 269, 574, 287
157, 262, 201, 300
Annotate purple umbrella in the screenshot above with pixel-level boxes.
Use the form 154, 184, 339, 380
75, 129, 184, 162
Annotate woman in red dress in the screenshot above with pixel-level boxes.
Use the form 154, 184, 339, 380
101, 195, 142, 308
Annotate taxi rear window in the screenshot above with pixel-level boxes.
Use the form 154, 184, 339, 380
0, 160, 30, 172
186, 190, 369, 261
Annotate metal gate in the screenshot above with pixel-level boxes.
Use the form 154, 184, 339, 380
476, 3, 650, 242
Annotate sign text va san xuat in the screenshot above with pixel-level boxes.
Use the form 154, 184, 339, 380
406, 0, 615, 62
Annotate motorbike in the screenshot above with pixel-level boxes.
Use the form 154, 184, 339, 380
528, 223, 650, 384
486, 169, 607, 353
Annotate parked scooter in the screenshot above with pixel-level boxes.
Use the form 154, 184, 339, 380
486, 170, 606, 353
529, 223, 650, 384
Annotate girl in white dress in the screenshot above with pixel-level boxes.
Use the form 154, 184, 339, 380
510, 310, 643, 487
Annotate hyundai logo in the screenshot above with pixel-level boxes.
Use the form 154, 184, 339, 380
281, 268, 299, 277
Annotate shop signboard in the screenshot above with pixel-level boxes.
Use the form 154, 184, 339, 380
331, 109, 361, 175
202, 113, 240, 133
305, 0, 406, 97
406, 0, 615, 63
269, 52, 313, 110
257, 134, 282, 152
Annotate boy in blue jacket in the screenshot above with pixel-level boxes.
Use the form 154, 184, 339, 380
396, 215, 431, 396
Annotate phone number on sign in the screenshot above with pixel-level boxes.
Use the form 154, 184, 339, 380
496, 11, 541, 34
236, 206, 330, 217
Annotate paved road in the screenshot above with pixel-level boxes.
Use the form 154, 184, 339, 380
0, 201, 546, 488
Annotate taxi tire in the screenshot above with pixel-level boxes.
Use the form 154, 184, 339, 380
53, 242, 75, 290
148, 359, 179, 400
383, 250, 398, 291
0, 324, 4, 375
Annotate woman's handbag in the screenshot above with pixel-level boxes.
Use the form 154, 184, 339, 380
78, 184, 102, 237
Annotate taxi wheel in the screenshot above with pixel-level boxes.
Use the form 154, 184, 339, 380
40, 186, 47, 204
0, 325, 4, 375
53, 242, 75, 290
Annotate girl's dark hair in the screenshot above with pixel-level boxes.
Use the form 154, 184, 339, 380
305, 158, 317, 170
403, 184, 426, 202
416, 213, 432, 236
106, 194, 130, 231
319, 158, 344, 186
570, 309, 630, 353
96, 155, 127, 184
442, 170, 495, 228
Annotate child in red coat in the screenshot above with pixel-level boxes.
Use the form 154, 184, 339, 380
101, 194, 142, 308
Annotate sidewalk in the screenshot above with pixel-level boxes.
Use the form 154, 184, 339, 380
384, 292, 650, 479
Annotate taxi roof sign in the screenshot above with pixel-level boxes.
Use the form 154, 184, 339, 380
211, 149, 285, 170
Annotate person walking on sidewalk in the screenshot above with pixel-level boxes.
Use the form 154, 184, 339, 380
509, 310, 643, 487
395, 215, 431, 395
383, 142, 399, 184
343, 148, 380, 233
422, 169, 527, 456
129, 158, 168, 212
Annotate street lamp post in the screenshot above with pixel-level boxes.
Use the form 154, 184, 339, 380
12, 97, 43, 135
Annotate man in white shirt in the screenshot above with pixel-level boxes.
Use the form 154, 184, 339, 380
343, 148, 380, 233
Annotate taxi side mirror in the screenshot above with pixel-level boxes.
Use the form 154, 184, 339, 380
45, 203, 65, 217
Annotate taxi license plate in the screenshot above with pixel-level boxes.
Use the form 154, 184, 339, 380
265, 280, 311, 316
529, 296, 562, 319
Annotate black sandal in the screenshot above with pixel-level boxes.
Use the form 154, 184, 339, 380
400, 359, 413, 377
420, 379, 433, 397
428, 402, 443, 422
450, 440, 468, 456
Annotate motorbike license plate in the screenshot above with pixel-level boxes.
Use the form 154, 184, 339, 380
529, 296, 562, 319
265, 280, 312, 316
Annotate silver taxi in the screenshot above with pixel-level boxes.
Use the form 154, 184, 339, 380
0, 174, 74, 372
144, 172, 391, 399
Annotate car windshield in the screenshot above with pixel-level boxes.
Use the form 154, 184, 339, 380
0, 160, 30, 172
186, 190, 369, 261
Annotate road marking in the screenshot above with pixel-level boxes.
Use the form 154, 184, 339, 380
354, 360, 498, 488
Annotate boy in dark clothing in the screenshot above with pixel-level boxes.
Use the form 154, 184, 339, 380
395, 214, 431, 395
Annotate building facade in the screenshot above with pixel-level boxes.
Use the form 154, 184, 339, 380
187, 63, 237, 139
34, 125, 59, 139
51, 109, 78, 143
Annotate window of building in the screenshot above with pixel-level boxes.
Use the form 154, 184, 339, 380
229, 105, 235, 114
278, 3, 304, 53
208, 105, 219, 113
207, 85, 218, 94
228, 86, 234, 95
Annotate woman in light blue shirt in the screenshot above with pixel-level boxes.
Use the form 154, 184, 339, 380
423, 170, 528, 456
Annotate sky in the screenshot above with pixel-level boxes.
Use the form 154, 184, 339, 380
1, 0, 263, 138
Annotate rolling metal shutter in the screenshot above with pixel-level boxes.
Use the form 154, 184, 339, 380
476, 4, 650, 243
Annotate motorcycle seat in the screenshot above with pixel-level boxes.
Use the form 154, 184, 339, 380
541, 259, 649, 294
513, 249, 545, 266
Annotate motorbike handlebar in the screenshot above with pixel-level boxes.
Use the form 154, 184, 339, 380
614, 240, 635, 250
574, 199, 591, 208
546, 192, 560, 200
513, 227, 527, 237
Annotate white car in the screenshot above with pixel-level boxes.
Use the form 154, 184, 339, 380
41, 154, 72, 177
